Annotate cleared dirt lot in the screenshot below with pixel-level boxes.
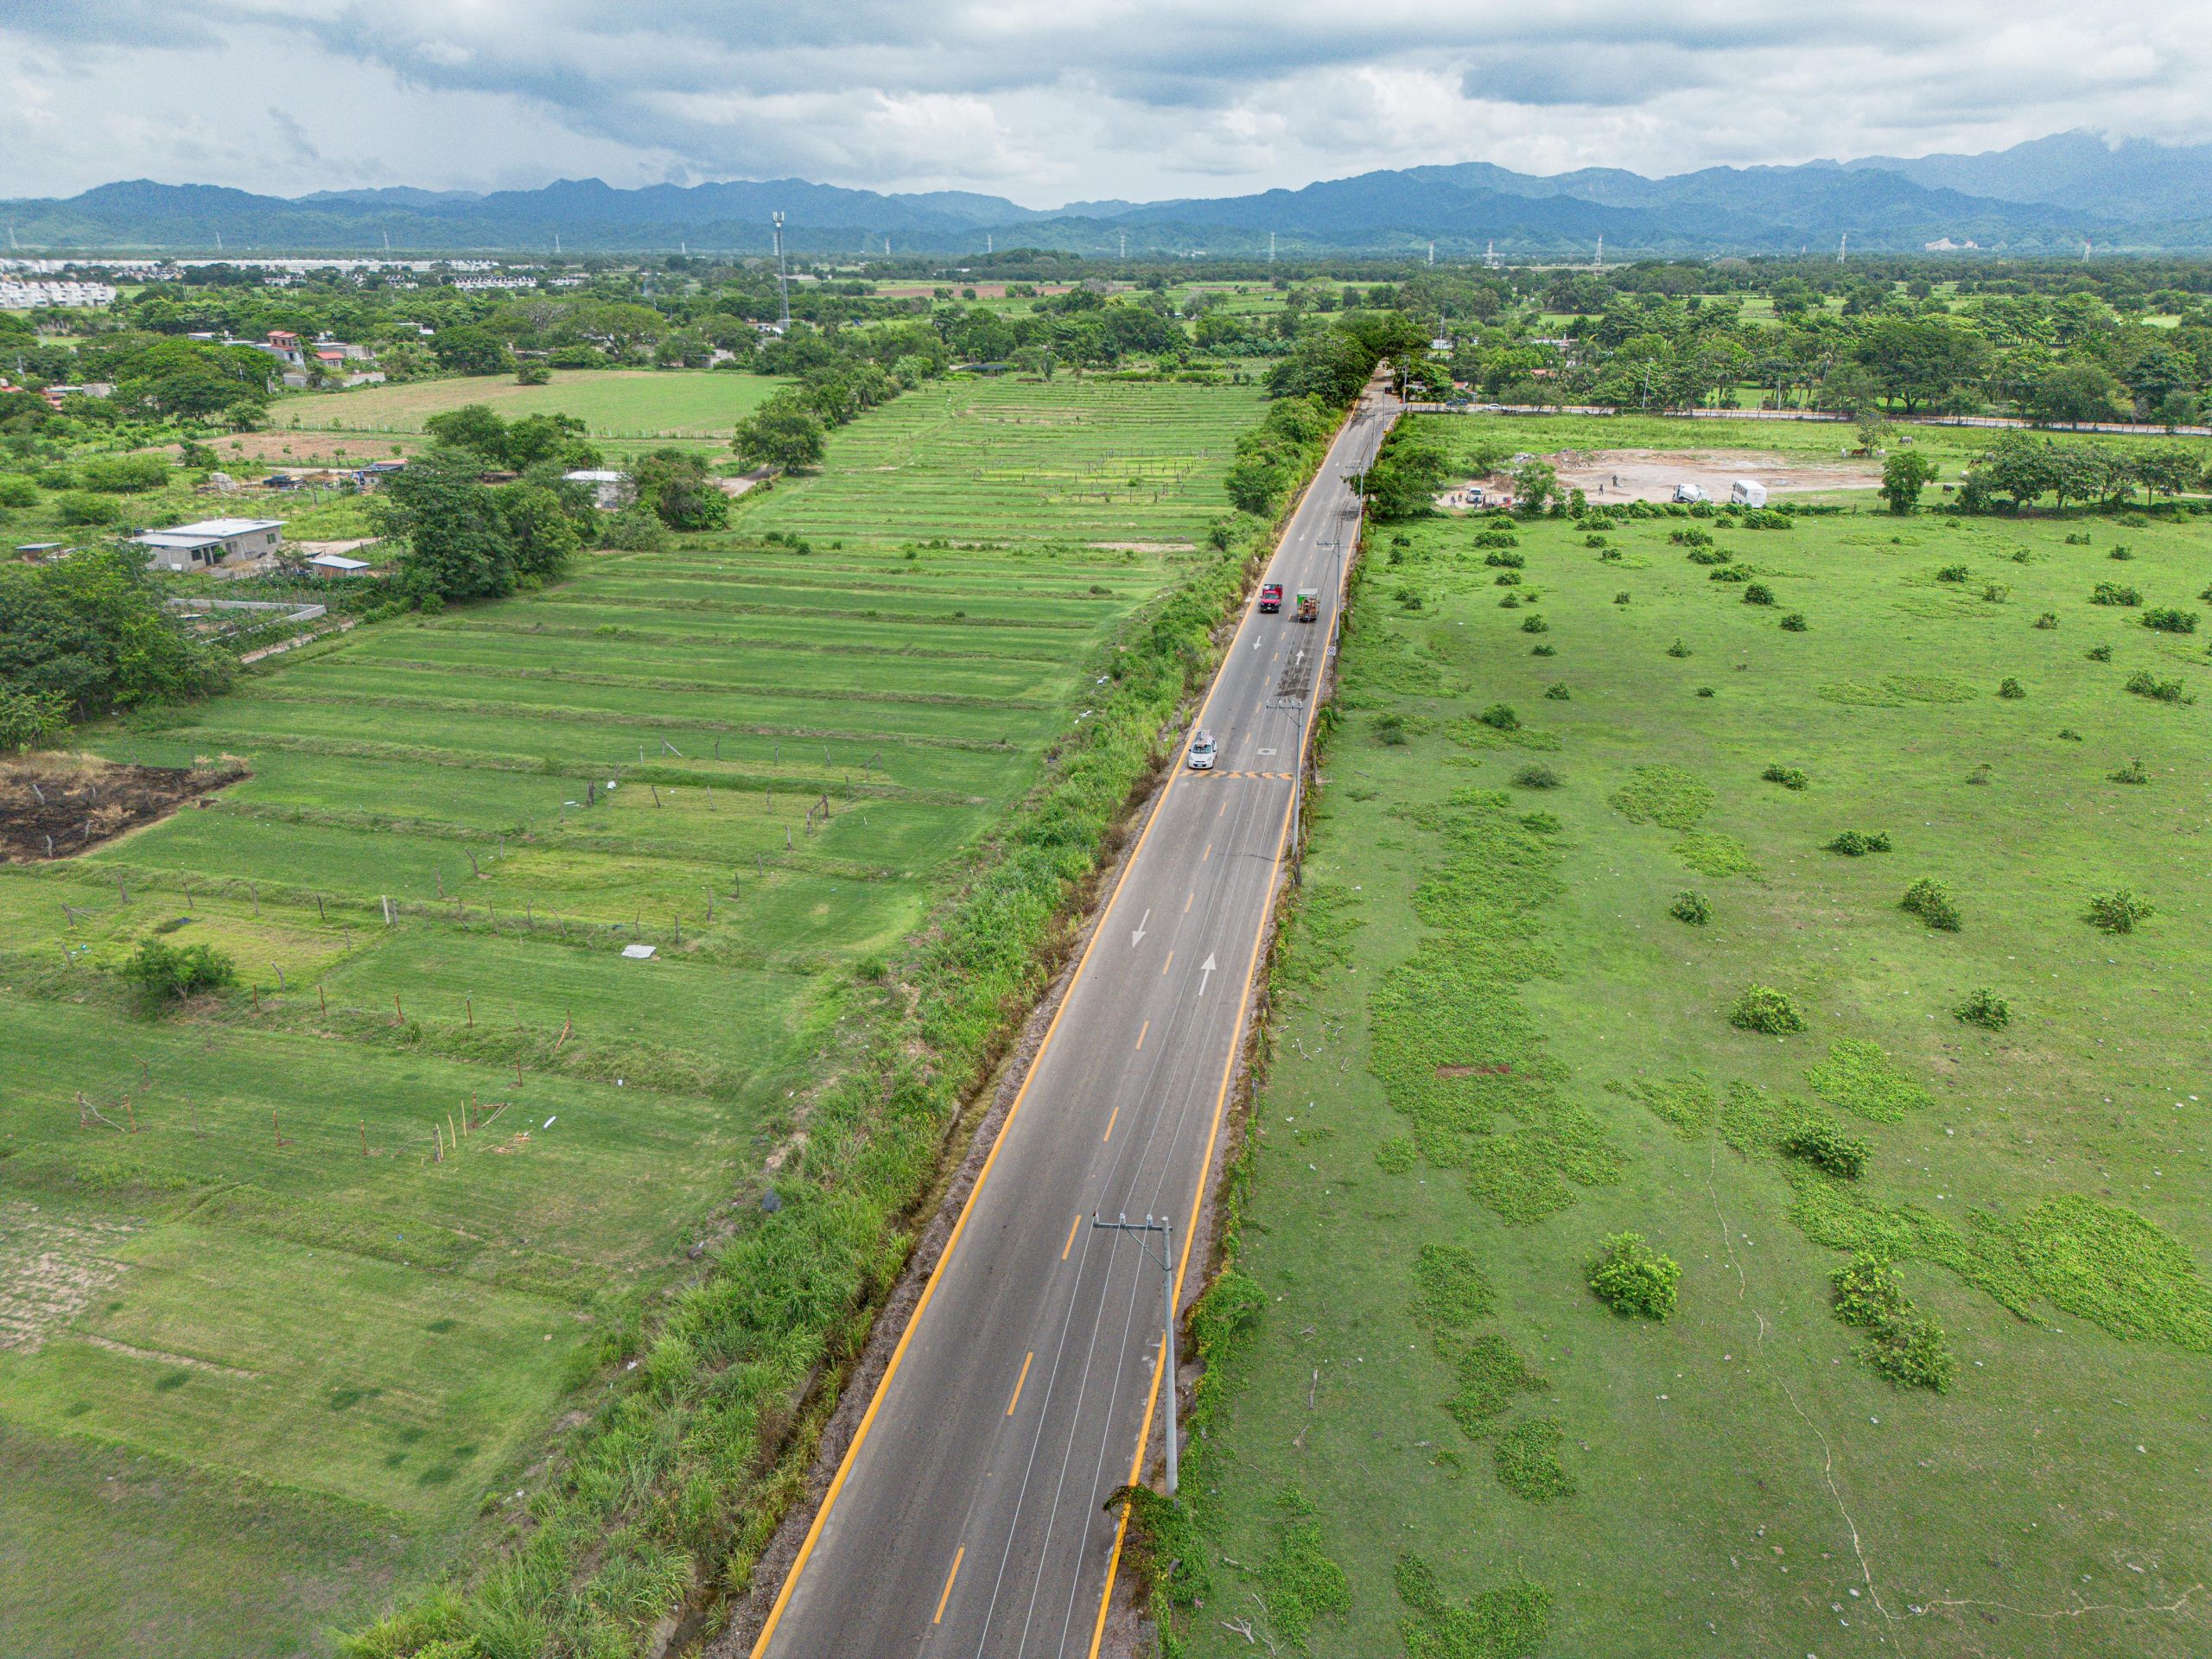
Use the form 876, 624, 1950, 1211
1544, 447, 1885, 501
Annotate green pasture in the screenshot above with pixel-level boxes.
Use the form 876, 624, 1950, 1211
1183, 469, 2212, 1657
744, 375, 1267, 547
275, 368, 791, 441
0, 373, 1268, 1655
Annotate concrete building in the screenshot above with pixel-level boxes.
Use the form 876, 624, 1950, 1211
563, 468, 633, 510
131, 518, 284, 572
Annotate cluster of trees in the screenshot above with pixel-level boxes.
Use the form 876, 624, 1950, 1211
1956, 432, 2206, 512
0, 549, 233, 746
0, 323, 277, 435
732, 327, 949, 471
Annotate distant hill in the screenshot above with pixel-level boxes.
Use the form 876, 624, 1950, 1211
5, 131, 2209, 257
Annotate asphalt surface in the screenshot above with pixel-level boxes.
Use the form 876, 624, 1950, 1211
749, 379, 1397, 1659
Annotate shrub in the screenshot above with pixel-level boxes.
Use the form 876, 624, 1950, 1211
2086, 888, 2154, 934
1473, 528, 1519, 550
1499, 594, 1520, 608
1520, 614, 1549, 633
118, 938, 237, 1005
1760, 764, 1809, 791
2143, 607, 2198, 634
1955, 988, 2011, 1029
1478, 702, 1519, 731
2108, 543, 2133, 560
1530, 643, 1555, 657
1901, 877, 1961, 931
1543, 683, 1571, 700
1599, 546, 1623, 563
57, 491, 124, 526
1783, 1122, 1870, 1179
2109, 758, 2150, 784
1669, 890, 1711, 925
1374, 713, 1409, 747
2086, 643, 2113, 661
1730, 985, 1806, 1034
1709, 564, 1750, 582
1935, 563, 1971, 583
2033, 612, 2057, 629
1586, 1233, 1680, 1319
1671, 528, 1714, 548
1998, 677, 2026, 699
1964, 762, 1993, 785
1695, 685, 1715, 696
1780, 612, 1808, 632
1612, 589, 1630, 605
1512, 763, 1561, 789
1584, 533, 1608, 549
1484, 549, 1525, 569
2090, 582, 2141, 607
1495, 571, 1522, 586
79, 454, 169, 493
1826, 830, 1891, 855
1393, 584, 1425, 610
1742, 582, 1776, 606
2125, 670, 2185, 702
1981, 583, 2011, 603
2057, 727, 2083, 741
0, 475, 37, 508
1831, 1255, 1955, 1391
1686, 546, 1732, 566
1665, 639, 1691, 658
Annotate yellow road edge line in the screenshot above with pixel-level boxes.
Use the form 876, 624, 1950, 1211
1005, 1351, 1034, 1417
1061, 1212, 1082, 1262
933, 1546, 964, 1625
748, 712, 1187, 1656
1087, 399, 1373, 1659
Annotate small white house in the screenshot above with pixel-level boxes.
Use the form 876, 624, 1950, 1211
307, 552, 372, 577
132, 518, 283, 571
563, 468, 633, 511
1730, 479, 1768, 508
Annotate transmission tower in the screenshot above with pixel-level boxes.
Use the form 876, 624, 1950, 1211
772, 213, 790, 330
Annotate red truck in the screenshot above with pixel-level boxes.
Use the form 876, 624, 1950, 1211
1257, 582, 1283, 613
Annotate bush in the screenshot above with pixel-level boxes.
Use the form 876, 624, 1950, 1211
1494, 571, 1522, 587
79, 455, 169, 493
1612, 589, 1630, 606
2090, 582, 2141, 607
1512, 763, 1561, 789
1981, 583, 2011, 603
1761, 764, 1808, 791
2033, 612, 2058, 629
1779, 612, 1808, 632
1901, 877, 1961, 931
1520, 614, 1549, 633
1669, 890, 1711, 925
0, 475, 37, 508
1783, 1122, 1871, 1179
2086, 888, 2154, 934
2110, 758, 2150, 784
1686, 546, 1732, 566
2125, 670, 2185, 703
1671, 528, 1714, 548
1584, 533, 1609, 549
1473, 528, 1519, 550
1831, 1255, 1955, 1391
1477, 702, 1519, 731
1825, 830, 1891, 855
1730, 985, 1806, 1034
1393, 584, 1424, 610
1530, 643, 1555, 657
118, 937, 237, 1004
1998, 677, 2026, 699
1586, 1233, 1680, 1319
1742, 582, 1776, 606
1374, 713, 1409, 747
1935, 563, 1972, 583
2086, 643, 2113, 662
516, 362, 552, 385
2143, 607, 2198, 634
1709, 564, 1750, 582
1543, 683, 1571, 700
1484, 549, 1525, 569
2107, 543, 2133, 560
56, 492, 124, 526
1955, 988, 2011, 1029
1665, 639, 1691, 658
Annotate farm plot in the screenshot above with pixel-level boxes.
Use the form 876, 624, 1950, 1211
275, 368, 791, 442
1179, 468, 2212, 1659
0, 374, 1269, 1656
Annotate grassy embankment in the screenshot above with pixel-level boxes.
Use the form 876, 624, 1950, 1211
1168, 429, 2212, 1658
0, 374, 1269, 1658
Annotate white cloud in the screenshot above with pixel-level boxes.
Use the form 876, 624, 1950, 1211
2, 1, 2209, 202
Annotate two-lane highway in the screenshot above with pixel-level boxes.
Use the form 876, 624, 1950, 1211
744, 379, 1396, 1659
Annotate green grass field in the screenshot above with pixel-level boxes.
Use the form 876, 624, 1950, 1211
0, 374, 1267, 1657
1179, 451, 2212, 1657
275, 368, 791, 442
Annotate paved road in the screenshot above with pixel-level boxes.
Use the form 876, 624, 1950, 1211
747, 378, 1397, 1659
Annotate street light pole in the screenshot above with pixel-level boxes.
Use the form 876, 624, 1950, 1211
1092, 1212, 1178, 1496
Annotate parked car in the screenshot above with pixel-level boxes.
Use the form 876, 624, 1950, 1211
1187, 730, 1219, 770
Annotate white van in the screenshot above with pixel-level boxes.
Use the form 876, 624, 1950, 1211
1187, 731, 1219, 771
1730, 480, 1768, 508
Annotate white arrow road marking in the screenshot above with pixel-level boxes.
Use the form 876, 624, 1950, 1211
1130, 907, 1150, 948
1198, 952, 1217, 995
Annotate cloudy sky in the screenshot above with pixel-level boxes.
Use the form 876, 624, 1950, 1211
4, 2, 2207, 204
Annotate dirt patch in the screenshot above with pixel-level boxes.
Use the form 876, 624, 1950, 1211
145, 432, 415, 467
1540, 448, 1884, 504
0, 1201, 141, 1356
1090, 540, 1198, 553
0, 754, 245, 864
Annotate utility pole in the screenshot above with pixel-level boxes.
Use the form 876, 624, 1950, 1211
1092, 1212, 1179, 1495
772, 212, 790, 330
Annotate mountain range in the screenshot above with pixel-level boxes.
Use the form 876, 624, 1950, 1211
4, 130, 2209, 258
